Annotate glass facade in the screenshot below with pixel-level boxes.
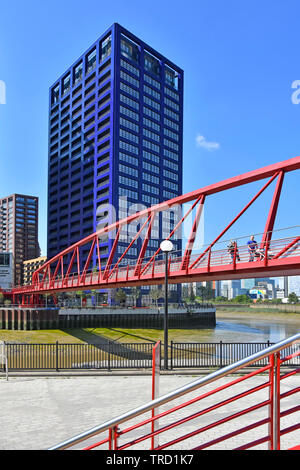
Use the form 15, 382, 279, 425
48, 23, 183, 301
0, 194, 39, 285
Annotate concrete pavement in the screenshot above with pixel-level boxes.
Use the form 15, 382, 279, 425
0, 373, 299, 450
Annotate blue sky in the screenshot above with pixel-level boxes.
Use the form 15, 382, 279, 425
1, 0, 300, 256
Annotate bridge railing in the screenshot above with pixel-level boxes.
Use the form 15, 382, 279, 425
11, 234, 300, 293
48, 333, 300, 450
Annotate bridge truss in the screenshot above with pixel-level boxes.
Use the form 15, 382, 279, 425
12, 156, 300, 303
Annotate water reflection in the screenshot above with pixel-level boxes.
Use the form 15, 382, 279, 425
196, 314, 300, 343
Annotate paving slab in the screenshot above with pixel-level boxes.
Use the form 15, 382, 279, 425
0, 373, 298, 450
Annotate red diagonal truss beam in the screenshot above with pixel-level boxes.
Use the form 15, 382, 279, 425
261, 171, 285, 249
189, 171, 280, 269
140, 195, 203, 276
180, 194, 205, 270
134, 213, 155, 277
108, 214, 152, 279
13, 155, 300, 297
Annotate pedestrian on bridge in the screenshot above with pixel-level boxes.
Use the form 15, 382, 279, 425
228, 240, 240, 263
247, 235, 258, 262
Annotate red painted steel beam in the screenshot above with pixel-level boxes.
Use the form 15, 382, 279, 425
140, 195, 203, 276
134, 213, 154, 277
261, 171, 285, 249
80, 238, 96, 284
273, 236, 300, 260
190, 172, 280, 269
96, 237, 102, 283
50, 259, 62, 287
180, 195, 205, 270
103, 228, 120, 280
65, 249, 77, 285
109, 214, 152, 279
32, 156, 300, 280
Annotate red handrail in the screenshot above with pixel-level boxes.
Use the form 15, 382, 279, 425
49, 333, 300, 451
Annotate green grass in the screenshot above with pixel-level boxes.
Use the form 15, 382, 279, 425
84, 327, 209, 343
0, 329, 85, 344
0, 327, 215, 345
1, 308, 299, 345
216, 306, 300, 316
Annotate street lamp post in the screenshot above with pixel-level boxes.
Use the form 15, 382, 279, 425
160, 240, 174, 370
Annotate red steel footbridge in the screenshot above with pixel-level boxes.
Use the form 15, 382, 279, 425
11, 156, 300, 304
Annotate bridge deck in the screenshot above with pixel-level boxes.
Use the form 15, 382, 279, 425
12, 235, 300, 295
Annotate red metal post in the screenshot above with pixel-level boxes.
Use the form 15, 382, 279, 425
135, 213, 154, 277
190, 172, 280, 269
273, 236, 300, 259
180, 195, 205, 271
261, 171, 285, 250
275, 352, 281, 450
96, 236, 102, 282
51, 259, 61, 287
60, 256, 64, 285
80, 238, 96, 284
64, 249, 77, 286
103, 228, 120, 280
141, 196, 203, 276
109, 214, 152, 278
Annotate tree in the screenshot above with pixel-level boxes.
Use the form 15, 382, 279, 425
197, 285, 213, 301
149, 288, 164, 307
112, 288, 126, 306
189, 284, 195, 302
232, 295, 252, 304
214, 296, 228, 302
288, 292, 298, 304
131, 287, 141, 307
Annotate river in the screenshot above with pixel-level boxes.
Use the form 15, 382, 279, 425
194, 310, 300, 343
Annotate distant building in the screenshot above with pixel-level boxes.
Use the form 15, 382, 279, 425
23, 256, 47, 285
276, 288, 285, 300
249, 287, 267, 300
0, 252, 13, 290
241, 278, 256, 290
215, 280, 222, 297
257, 279, 276, 299
196, 281, 216, 299
0, 194, 40, 285
249, 279, 275, 300
221, 280, 241, 299
288, 276, 300, 297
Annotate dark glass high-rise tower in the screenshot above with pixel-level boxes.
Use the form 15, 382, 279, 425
48, 23, 183, 301
0, 194, 40, 286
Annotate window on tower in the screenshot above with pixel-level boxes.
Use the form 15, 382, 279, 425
120, 35, 139, 63
165, 65, 179, 90
74, 62, 83, 85
86, 48, 97, 74
101, 35, 112, 62
51, 84, 60, 105
62, 73, 71, 96
144, 52, 160, 77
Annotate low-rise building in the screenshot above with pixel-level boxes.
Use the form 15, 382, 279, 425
23, 256, 47, 285
0, 252, 13, 290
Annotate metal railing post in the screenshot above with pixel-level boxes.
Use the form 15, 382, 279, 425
107, 341, 111, 372
273, 352, 281, 450
112, 425, 119, 450
56, 341, 59, 372
48, 333, 300, 450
